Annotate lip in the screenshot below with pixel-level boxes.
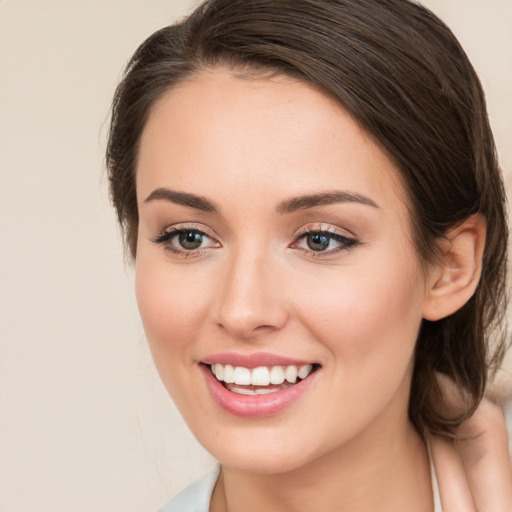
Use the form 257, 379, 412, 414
201, 352, 315, 368
200, 362, 318, 419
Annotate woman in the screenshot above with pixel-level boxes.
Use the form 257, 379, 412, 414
106, 0, 511, 510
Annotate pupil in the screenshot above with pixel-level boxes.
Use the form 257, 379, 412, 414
179, 231, 202, 249
307, 233, 330, 251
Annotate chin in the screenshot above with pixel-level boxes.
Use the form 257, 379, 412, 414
188, 415, 350, 476
209, 443, 314, 475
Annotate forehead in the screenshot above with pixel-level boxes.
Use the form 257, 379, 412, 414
136, 67, 408, 218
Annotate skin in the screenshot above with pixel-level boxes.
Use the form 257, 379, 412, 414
134, 67, 484, 511
430, 379, 512, 512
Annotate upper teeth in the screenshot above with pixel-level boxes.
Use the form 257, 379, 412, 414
210, 363, 313, 386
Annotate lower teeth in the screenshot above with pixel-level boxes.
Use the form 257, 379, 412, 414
225, 381, 296, 396
229, 387, 278, 395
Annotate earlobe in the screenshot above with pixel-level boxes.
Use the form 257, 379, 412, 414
422, 214, 486, 321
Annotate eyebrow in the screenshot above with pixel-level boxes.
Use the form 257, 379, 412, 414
276, 191, 378, 214
144, 188, 378, 214
144, 188, 219, 212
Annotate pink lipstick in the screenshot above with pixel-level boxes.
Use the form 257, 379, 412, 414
199, 353, 319, 418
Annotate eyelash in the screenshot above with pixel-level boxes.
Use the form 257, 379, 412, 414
151, 225, 219, 257
291, 226, 359, 256
151, 224, 359, 257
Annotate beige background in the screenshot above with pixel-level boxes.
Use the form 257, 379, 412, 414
0, 1, 511, 511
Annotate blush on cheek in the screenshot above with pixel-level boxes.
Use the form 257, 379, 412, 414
135, 260, 213, 356
297, 260, 424, 362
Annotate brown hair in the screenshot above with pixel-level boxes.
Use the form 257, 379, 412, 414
106, 0, 508, 435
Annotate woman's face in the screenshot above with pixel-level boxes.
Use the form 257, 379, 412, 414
135, 67, 431, 473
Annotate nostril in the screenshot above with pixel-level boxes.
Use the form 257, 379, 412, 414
216, 321, 277, 341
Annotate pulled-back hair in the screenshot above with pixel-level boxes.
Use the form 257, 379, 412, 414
106, 0, 508, 435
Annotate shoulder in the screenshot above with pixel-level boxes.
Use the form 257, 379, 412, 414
157, 466, 221, 512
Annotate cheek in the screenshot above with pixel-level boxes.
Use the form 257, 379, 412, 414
286, 255, 426, 441
292, 249, 426, 375
135, 256, 211, 358
134, 256, 217, 417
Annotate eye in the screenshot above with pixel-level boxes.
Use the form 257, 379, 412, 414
178, 231, 206, 250
305, 233, 334, 252
151, 226, 220, 255
292, 227, 358, 254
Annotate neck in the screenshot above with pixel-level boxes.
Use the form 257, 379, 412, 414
211, 415, 434, 512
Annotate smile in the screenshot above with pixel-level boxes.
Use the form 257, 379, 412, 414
210, 363, 315, 395
200, 358, 320, 418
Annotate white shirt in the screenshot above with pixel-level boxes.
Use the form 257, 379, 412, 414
158, 460, 442, 512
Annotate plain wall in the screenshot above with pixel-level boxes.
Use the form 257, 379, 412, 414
1, 1, 510, 511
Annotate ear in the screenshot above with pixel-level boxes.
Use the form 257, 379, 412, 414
422, 214, 486, 321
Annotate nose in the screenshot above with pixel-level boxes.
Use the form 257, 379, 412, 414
215, 249, 289, 341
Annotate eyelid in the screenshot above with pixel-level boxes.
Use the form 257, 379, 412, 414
290, 223, 359, 254
153, 221, 218, 239
292, 223, 356, 239
151, 222, 221, 254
